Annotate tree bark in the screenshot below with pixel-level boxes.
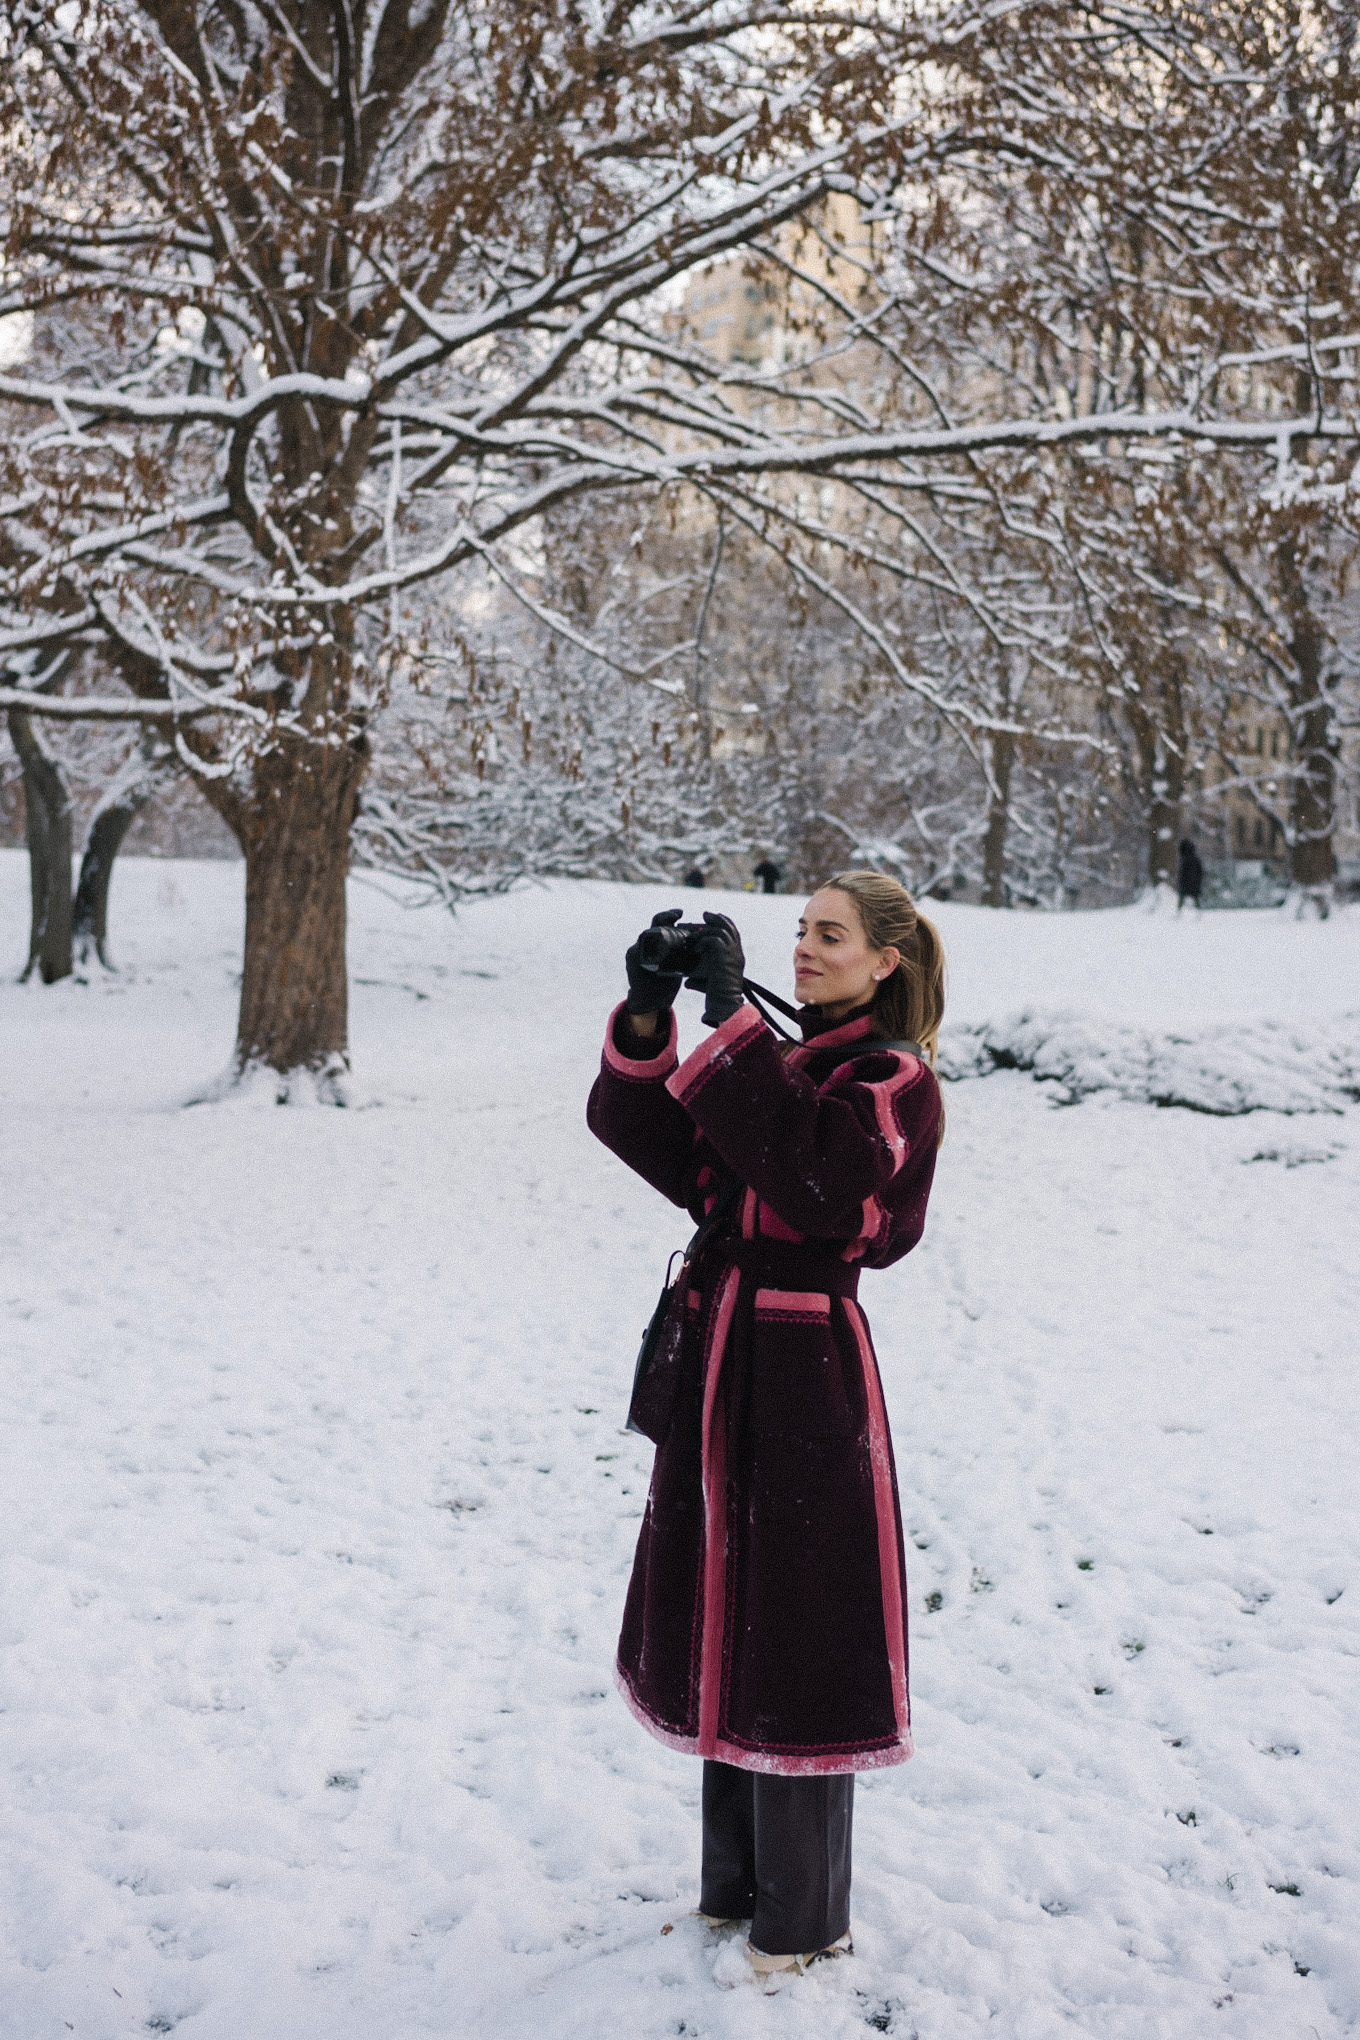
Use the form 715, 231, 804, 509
72, 801, 144, 970
232, 733, 368, 1080
792, 800, 845, 892
8, 708, 74, 983
981, 725, 1014, 907
73, 739, 177, 968
1126, 691, 1184, 892
1269, 347, 1336, 903
1278, 549, 1335, 902
1289, 689, 1335, 894
1148, 740, 1184, 891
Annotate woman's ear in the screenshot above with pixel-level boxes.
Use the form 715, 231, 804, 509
873, 946, 901, 983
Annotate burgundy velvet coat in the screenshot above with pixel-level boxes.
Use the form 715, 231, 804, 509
587, 997, 941, 1776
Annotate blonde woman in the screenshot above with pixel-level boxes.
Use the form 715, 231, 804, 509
588, 872, 945, 1978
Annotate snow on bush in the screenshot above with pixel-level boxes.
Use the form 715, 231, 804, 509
940, 1010, 1360, 1115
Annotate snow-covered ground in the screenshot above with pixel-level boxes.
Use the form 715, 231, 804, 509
2, 851, 1358, 2040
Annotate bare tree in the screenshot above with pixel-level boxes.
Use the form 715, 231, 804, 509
71, 728, 180, 964
905, 0, 1360, 907
2, 0, 1357, 1086
4, 646, 182, 977
0, 0, 960, 1082
8, 668, 76, 982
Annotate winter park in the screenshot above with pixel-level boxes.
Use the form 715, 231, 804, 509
3, 5, 1360, 2038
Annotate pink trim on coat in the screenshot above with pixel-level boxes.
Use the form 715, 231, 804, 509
665, 1003, 763, 1104
870, 1063, 912, 1167
756, 1199, 802, 1242
860, 1193, 886, 1248
789, 1032, 925, 1186
753, 1288, 831, 1316
697, 1265, 741, 1757
611, 1666, 912, 1776
602, 1002, 679, 1079
847, 1298, 912, 1748
799, 1012, 877, 1051
819, 1048, 926, 1168
617, 1281, 916, 1777
612, 1660, 703, 1754
871, 1052, 928, 1139
741, 1186, 758, 1239
708, 1732, 911, 1777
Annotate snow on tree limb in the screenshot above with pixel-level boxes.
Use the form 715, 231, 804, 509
0, 687, 237, 722
4, 0, 1358, 733
0, 0, 1356, 1061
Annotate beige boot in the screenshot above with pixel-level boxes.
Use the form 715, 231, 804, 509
745, 1931, 853, 1977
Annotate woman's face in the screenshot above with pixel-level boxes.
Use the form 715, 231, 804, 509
793, 888, 899, 1018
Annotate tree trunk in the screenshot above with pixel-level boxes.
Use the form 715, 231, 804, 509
1284, 592, 1335, 904
73, 738, 177, 968
981, 725, 1014, 907
1289, 694, 1335, 894
233, 734, 368, 1083
8, 708, 74, 983
1269, 533, 1335, 912
786, 661, 842, 888
792, 803, 845, 891
1148, 743, 1184, 891
1127, 699, 1183, 892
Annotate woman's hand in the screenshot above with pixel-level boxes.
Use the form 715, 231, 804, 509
625, 907, 685, 1018
689, 913, 746, 1028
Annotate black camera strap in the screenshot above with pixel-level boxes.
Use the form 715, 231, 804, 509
740, 975, 801, 1040
741, 975, 929, 1066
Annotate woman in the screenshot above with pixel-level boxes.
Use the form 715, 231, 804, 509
587, 870, 945, 1979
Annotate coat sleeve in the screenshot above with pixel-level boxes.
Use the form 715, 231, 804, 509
665, 1003, 940, 1239
586, 1003, 698, 1210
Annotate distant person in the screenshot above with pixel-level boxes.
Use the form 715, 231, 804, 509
589, 871, 945, 1980
753, 858, 782, 894
683, 868, 706, 888
1176, 839, 1203, 912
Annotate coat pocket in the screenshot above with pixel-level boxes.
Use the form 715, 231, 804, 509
750, 1289, 855, 1437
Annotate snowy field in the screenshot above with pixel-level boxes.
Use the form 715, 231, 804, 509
2, 849, 1359, 2040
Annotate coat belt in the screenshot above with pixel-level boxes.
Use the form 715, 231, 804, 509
717, 1237, 862, 1298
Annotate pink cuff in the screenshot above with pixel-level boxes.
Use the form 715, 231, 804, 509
666, 1002, 764, 1106
602, 1000, 679, 1079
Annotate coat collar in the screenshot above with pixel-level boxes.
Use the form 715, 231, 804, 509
796, 1002, 878, 1050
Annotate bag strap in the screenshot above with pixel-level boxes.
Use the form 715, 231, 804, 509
796, 1030, 930, 1063
845, 1038, 928, 1060
681, 1173, 744, 1264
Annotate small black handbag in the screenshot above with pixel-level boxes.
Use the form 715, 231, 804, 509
626, 1178, 742, 1443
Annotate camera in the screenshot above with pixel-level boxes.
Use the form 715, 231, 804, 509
636, 920, 708, 978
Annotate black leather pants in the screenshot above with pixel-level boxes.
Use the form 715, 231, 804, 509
699, 1759, 854, 1955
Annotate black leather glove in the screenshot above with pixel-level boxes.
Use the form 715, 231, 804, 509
625, 907, 685, 1016
687, 912, 746, 1028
